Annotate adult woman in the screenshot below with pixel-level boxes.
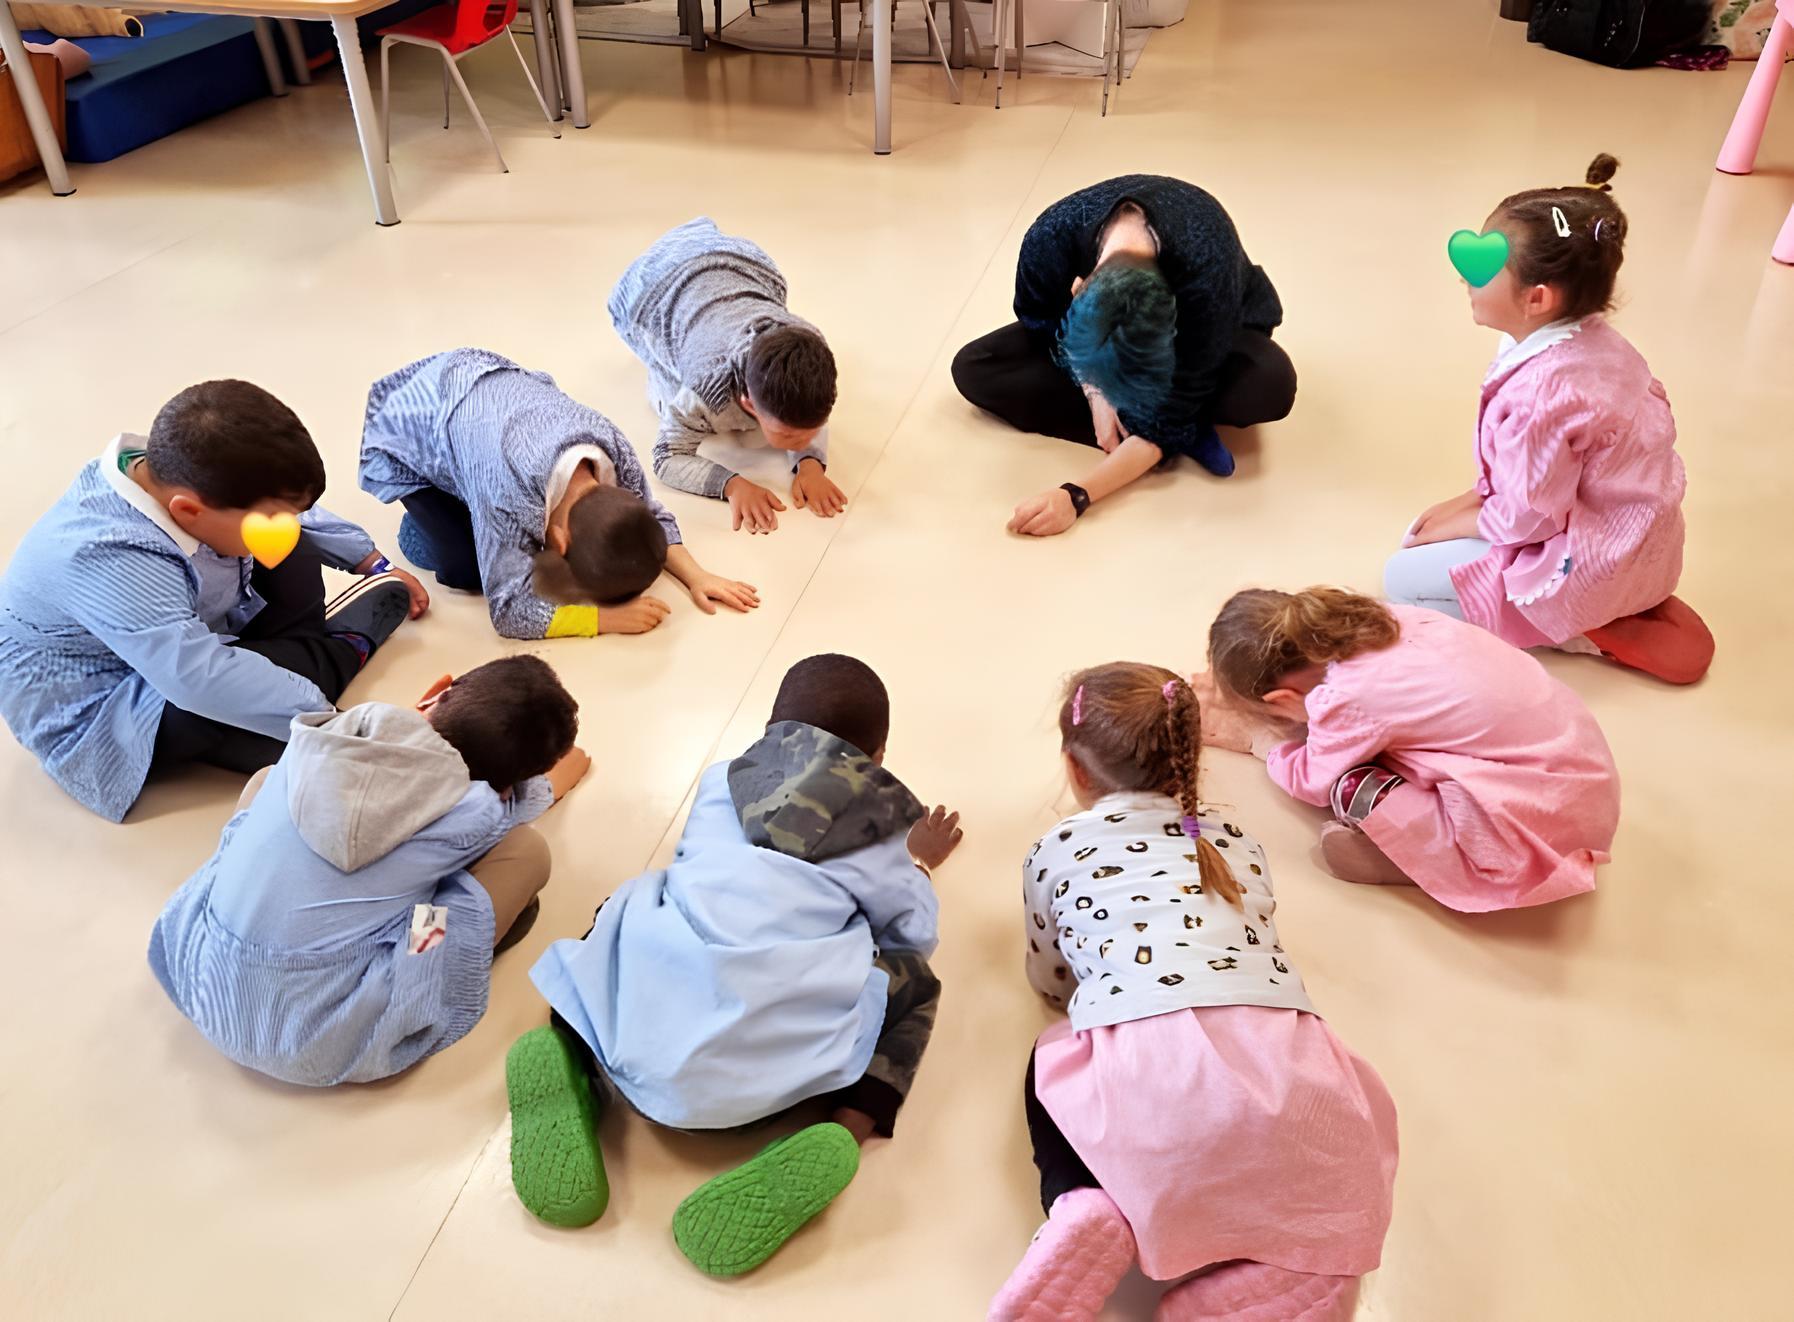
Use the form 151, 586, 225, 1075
953, 175, 1296, 536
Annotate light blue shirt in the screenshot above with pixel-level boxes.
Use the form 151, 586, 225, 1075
0, 436, 374, 821
531, 761, 938, 1130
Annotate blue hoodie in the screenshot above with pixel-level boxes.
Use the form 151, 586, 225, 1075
531, 722, 938, 1129
148, 703, 551, 1086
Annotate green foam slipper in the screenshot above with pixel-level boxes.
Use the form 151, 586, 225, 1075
672, 1122, 861, 1277
505, 1025, 609, 1228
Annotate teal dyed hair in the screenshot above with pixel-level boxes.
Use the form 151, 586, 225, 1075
1055, 261, 1177, 422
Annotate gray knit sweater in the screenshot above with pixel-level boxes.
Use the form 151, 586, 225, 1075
607, 217, 828, 499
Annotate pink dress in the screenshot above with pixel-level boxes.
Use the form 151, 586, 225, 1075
1451, 317, 1686, 648
1033, 1006, 1398, 1282
1268, 606, 1620, 912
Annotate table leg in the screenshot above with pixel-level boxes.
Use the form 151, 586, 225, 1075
682, 0, 706, 50
947, 0, 965, 68
550, 0, 589, 126
278, 19, 311, 85
330, 15, 399, 225
0, 5, 72, 195
872, 0, 890, 153
253, 18, 289, 95
529, 0, 563, 118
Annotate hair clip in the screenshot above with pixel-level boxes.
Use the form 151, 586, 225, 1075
1071, 684, 1085, 727
1593, 218, 1608, 241
1551, 206, 1572, 239
1182, 814, 1203, 840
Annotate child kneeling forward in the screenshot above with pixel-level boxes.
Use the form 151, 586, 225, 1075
510, 654, 962, 1275
148, 657, 588, 1086
991, 664, 1397, 1322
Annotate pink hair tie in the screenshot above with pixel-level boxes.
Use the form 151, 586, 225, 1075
1162, 680, 1179, 702
1071, 684, 1085, 726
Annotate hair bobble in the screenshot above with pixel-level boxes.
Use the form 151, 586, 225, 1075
1161, 680, 1179, 703
1071, 684, 1085, 727
1182, 814, 1202, 840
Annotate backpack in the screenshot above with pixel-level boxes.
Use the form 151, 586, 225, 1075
1527, 0, 1711, 66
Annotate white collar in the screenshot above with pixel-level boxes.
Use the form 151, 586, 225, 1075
1489, 317, 1582, 381
98, 434, 201, 557
542, 444, 618, 538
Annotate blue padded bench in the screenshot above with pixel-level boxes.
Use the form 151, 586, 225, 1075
21, 14, 271, 163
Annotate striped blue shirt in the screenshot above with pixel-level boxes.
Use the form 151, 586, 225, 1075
0, 437, 376, 822
358, 349, 680, 640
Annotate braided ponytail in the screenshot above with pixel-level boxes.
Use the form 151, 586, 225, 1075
1162, 681, 1243, 907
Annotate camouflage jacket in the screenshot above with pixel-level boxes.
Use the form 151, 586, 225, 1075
727, 721, 924, 863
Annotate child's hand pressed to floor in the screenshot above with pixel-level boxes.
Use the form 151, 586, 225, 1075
908, 804, 964, 872
596, 596, 672, 634
547, 746, 592, 801
790, 459, 847, 518
1404, 488, 1484, 547
725, 476, 786, 534
685, 572, 760, 615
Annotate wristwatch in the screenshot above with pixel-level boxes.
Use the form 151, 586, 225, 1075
1060, 483, 1091, 519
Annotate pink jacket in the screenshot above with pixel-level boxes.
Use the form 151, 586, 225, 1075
1267, 607, 1620, 912
1450, 317, 1686, 647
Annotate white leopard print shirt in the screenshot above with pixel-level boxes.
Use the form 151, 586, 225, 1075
1023, 791, 1315, 1031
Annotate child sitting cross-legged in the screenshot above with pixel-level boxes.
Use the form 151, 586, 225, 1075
148, 656, 589, 1087
0, 380, 427, 822
509, 653, 962, 1275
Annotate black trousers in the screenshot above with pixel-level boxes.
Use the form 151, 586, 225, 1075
401, 486, 483, 592
1024, 1048, 1098, 1214
949, 321, 1297, 446
149, 554, 360, 776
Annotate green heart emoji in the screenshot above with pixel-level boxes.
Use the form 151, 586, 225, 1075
1447, 229, 1509, 288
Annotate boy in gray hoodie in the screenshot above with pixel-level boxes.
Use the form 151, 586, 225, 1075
148, 656, 588, 1087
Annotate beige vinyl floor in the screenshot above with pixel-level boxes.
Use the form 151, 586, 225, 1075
2, 2, 1792, 1318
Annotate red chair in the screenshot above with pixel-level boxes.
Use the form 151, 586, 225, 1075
379, 0, 559, 174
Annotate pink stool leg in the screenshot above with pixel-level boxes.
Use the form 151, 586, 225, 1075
1774, 203, 1794, 264
1717, 16, 1791, 174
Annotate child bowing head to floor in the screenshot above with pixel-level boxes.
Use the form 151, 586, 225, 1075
990, 663, 1396, 1322
0, 380, 426, 822
1388, 154, 1714, 684
509, 653, 962, 1275
359, 347, 758, 640
609, 217, 846, 534
1205, 587, 1620, 913
148, 655, 589, 1087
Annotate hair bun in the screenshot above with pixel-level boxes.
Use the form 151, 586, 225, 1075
1585, 153, 1619, 192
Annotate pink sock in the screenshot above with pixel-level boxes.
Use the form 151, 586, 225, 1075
989, 1188, 1136, 1322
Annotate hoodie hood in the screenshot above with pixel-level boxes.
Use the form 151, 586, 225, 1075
727, 720, 924, 863
284, 704, 474, 872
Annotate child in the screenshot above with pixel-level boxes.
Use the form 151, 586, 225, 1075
148, 656, 588, 1087
359, 347, 759, 639
1206, 588, 1621, 912
0, 380, 425, 822
608, 217, 845, 535
991, 664, 1397, 1322
510, 654, 962, 1274
1387, 153, 1713, 684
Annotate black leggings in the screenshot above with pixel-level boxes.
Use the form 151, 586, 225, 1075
1024, 1049, 1098, 1214
150, 553, 360, 776
950, 321, 1297, 447
401, 486, 483, 592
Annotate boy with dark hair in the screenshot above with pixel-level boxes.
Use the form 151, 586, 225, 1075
0, 380, 428, 822
609, 217, 847, 535
507, 652, 962, 1274
360, 348, 757, 639
148, 655, 589, 1087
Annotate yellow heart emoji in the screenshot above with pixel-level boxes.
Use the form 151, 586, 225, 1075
241, 511, 301, 568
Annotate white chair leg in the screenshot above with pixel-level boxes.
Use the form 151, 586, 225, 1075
848, 0, 866, 94
1099, 0, 1114, 116
919, 0, 960, 101
442, 49, 508, 171
507, 27, 561, 138
993, 0, 1007, 108
380, 38, 393, 161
